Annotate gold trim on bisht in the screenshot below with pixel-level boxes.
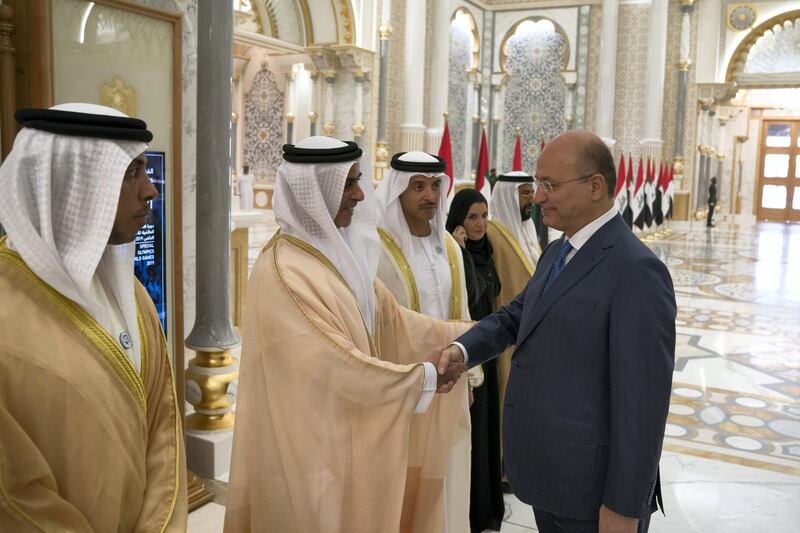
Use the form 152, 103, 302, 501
377, 227, 421, 313
269, 232, 379, 357
0, 237, 147, 412
489, 220, 535, 276
131, 283, 183, 533
445, 235, 464, 320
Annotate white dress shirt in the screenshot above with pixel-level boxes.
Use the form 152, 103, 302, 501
408, 234, 453, 412
409, 234, 452, 320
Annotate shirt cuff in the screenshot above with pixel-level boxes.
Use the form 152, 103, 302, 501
415, 362, 438, 414
449, 341, 469, 365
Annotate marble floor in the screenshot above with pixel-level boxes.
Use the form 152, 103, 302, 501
190, 219, 800, 532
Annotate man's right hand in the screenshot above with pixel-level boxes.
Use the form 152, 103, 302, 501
436, 345, 465, 375
426, 348, 466, 393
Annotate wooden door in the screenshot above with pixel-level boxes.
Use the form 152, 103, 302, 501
756, 120, 800, 222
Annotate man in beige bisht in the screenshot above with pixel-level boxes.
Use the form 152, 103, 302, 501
487, 170, 540, 474
0, 104, 187, 532
374, 151, 480, 532
224, 136, 472, 533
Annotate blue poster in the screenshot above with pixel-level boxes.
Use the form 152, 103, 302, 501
134, 151, 168, 335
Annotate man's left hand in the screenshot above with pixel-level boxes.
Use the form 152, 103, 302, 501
599, 505, 638, 533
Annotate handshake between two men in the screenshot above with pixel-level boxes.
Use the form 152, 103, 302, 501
427, 345, 468, 394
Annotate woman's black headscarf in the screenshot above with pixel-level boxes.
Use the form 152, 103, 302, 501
446, 189, 493, 260
446, 189, 500, 319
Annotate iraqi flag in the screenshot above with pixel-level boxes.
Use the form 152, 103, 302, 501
623, 154, 634, 228
632, 158, 646, 229
663, 162, 674, 219
438, 115, 454, 203
614, 153, 628, 216
643, 159, 655, 228
653, 160, 664, 226
475, 126, 491, 203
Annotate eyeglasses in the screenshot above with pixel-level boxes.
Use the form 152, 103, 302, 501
533, 174, 596, 194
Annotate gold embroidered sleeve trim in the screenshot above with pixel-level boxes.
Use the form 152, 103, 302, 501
445, 235, 464, 320
377, 227, 420, 313
132, 281, 183, 532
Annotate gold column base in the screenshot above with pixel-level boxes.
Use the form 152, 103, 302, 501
187, 412, 235, 432
374, 141, 389, 181
185, 349, 239, 432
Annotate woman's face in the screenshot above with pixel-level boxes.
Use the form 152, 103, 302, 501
463, 201, 488, 241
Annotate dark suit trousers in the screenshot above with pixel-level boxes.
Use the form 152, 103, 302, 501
532, 507, 651, 533
706, 202, 716, 226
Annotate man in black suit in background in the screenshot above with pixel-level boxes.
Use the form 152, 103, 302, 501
707, 176, 717, 227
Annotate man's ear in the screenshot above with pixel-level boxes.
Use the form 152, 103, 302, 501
591, 174, 606, 200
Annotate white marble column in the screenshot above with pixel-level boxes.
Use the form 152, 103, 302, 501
352, 70, 366, 144
672, 0, 695, 191
471, 77, 481, 170
322, 71, 336, 136
565, 83, 576, 130
308, 71, 320, 137
596, 0, 619, 148
640, 0, 669, 161
424, 0, 450, 154
716, 114, 727, 203
285, 70, 296, 144
400, 0, 427, 151
374, 20, 392, 180
490, 83, 503, 165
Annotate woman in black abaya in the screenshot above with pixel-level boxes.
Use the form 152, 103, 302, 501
446, 189, 504, 532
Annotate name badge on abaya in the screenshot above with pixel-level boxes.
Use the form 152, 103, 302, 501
119, 331, 133, 349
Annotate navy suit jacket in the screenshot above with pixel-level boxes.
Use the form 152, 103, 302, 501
457, 213, 675, 520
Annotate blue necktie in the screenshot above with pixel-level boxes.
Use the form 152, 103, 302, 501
543, 239, 573, 292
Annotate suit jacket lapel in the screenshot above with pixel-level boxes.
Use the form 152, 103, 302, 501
517, 215, 627, 345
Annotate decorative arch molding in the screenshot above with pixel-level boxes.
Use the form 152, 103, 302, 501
726, 10, 800, 87
234, 0, 309, 46
451, 7, 481, 71
499, 17, 569, 74
303, 0, 355, 45
234, 1, 356, 47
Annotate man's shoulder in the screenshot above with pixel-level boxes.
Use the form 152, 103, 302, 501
607, 229, 669, 278
487, 221, 516, 248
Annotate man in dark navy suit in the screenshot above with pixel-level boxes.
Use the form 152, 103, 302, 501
436, 130, 676, 533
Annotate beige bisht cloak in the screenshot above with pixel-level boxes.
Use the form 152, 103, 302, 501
486, 220, 535, 430
224, 233, 472, 533
0, 239, 187, 532
376, 229, 480, 533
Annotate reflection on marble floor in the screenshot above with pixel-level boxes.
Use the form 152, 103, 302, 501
190, 220, 800, 532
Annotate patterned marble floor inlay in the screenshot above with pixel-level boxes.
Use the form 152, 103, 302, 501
651, 222, 800, 481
